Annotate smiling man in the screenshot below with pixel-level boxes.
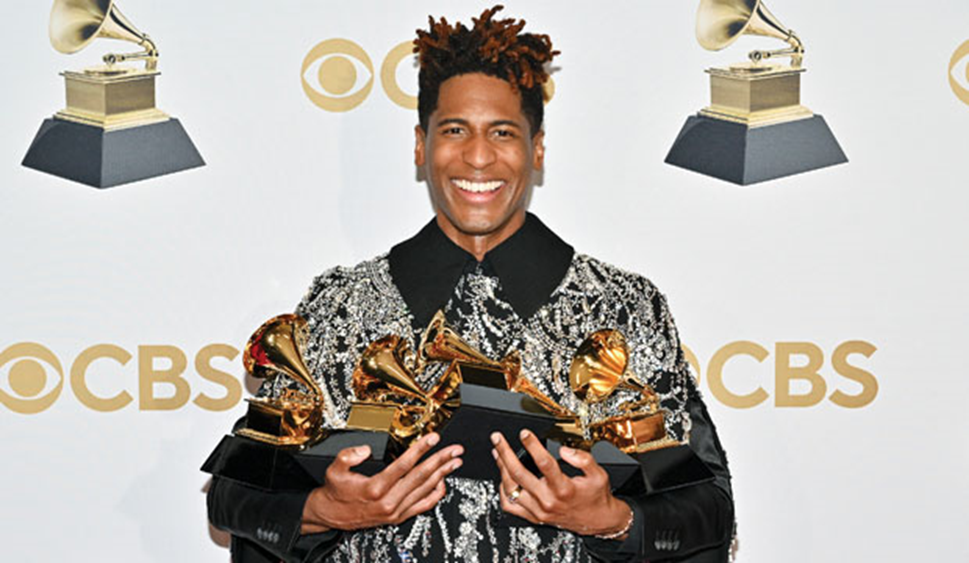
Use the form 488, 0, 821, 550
208, 6, 733, 562
415, 70, 543, 260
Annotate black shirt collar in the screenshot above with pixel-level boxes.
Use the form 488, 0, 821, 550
389, 213, 574, 327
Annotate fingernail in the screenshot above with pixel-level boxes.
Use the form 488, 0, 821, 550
491, 448, 497, 460
451, 446, 464, 458
490, 432, 500, 445
451, 459, 463, 470
356, 446, 370, 457
427, 433, 440, 446
520, 429, 531, 440
560, 446, 573, 456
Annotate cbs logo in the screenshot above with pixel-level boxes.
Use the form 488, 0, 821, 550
0, 342, 242, 414
682, 340, 878, 409
301, 39, 417, 112
301, 38, 555, 113
0, 343, 65, 414
950, 40, 969, 106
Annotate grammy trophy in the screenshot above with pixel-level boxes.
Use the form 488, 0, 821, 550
665, 0, 847, 185
22, 0, 204, 188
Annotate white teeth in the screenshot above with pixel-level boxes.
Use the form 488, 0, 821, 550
453, 179, 502, 193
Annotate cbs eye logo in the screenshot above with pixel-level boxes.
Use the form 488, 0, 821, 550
301, 38, 556, 113
949, 40, 969, 106
0, 343, 64, 414
301, 39, 417, 112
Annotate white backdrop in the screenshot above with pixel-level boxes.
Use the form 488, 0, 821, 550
2, 1, 968, 561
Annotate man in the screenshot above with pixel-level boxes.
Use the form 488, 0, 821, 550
208, 6, 733, 562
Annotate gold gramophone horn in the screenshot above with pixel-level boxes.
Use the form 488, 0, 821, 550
243, 314, 323, 400
418, 311, 565, 414
354, 335, 428, 403
696, 0, 803, 67
238, 314, 326, 447
504, 358, 573, 418
569, 330, 654, 404
350, 334, 459, 441
50, 0, 159, 70
418, 310, 505, 370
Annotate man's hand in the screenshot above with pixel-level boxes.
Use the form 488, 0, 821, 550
301, 432, 463, 533
491, 429, 632, 538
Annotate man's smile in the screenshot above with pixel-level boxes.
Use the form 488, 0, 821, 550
451, 178, 505, 194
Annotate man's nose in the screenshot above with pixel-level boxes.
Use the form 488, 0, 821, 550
462, 134, 497, 169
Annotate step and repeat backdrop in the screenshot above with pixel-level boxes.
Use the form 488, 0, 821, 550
2, 1, 967, 561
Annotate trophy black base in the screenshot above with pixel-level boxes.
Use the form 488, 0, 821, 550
547, 440, 641, 491
201, 435, 317, 492
665, 114, 847, 185
294, 431, 397, 482
435, 383, 560, 481
201, 431, 396, 491
22, 117, 204, 188
632, 444, 715, 494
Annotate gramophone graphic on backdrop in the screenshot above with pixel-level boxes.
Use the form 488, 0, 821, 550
665, 0, 847, 185
22, 0, 203, 188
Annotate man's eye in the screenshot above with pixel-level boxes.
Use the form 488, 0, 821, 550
494, 129, 516, 138
442, 127, 464, 135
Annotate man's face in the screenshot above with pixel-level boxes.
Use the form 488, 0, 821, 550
415, 73, 544, 254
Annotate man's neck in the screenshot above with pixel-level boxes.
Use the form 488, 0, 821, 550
435, 212, 526, 262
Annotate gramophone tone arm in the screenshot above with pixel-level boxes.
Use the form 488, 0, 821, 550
102, 35, 159, 70
748, 30, 804, 67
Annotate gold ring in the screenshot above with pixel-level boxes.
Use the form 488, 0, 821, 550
508, 484, 523, 503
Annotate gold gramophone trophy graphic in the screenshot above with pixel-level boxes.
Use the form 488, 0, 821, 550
22, 0, 203, 188
665, 0, 847, 185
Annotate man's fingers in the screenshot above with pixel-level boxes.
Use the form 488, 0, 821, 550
494, 452, 545, 524
492, 446, 519, 502
388, 432, 441, 476
396, 480, 447, 523
490, 431, 544, 495
392, 443, 462, 493
325, 445, 372, 483
370, 433, 440, 497
336, 445, 372, 468
393, 450, 463, 516
518, 429, 570, 495
559, 446, 606, 480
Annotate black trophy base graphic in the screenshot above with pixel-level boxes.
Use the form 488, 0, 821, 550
665, 114, 847, 185
201, 431, 396, 492
22, 117, 204, 189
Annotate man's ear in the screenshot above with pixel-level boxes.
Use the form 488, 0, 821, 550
532, 130, 545, 171
415, 124, 427, 167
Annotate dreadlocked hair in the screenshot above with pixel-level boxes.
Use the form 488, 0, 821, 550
413, 4, 559, 135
